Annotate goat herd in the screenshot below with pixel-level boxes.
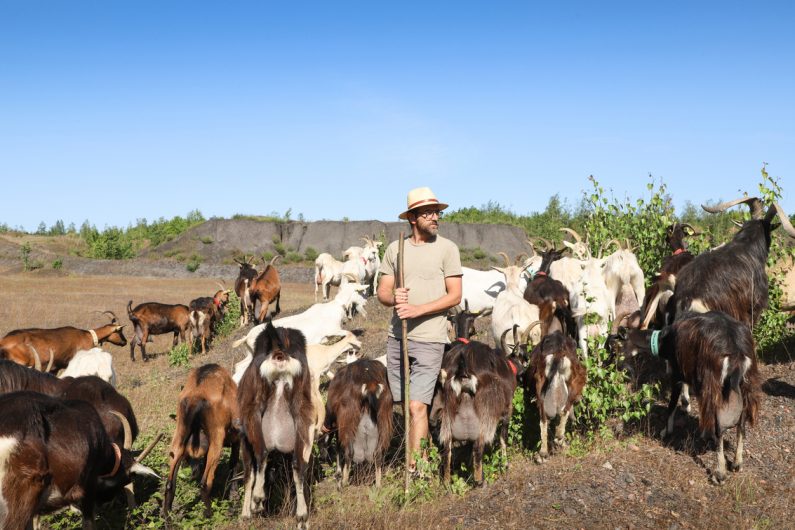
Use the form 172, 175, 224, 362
0, 196, 794, 529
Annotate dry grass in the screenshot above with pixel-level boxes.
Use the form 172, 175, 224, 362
1, 274, 791, 529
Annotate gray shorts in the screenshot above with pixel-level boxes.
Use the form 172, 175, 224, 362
386, 336, 445, 405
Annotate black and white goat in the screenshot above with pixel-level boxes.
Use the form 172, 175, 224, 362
527, 332, 586, 463
433, 340, 523, 485
236, 323, 314, 527
323, 359, 394, 488
622, 311, 761, 484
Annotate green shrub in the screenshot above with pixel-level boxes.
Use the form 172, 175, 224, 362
20, 242, 31, 271
200, 236, 214, 244
213, 292, 241, 338
185, 254, 202, 273
51, 257, 63, 270
168, 342, 191, 367
303, 246, 319, 262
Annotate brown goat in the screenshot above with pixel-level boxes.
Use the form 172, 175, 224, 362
237, 323, 314, 526
163, 364, 241, 518
188, 288, 231, 355
127, 300, 190, 361
323, 359, 393, 488
523, 248, 577, 340
434, 340, 522, 485
528, 331, 586, 464
249, 255, 282, 323
0, 311, 127, 372
234, 255, 259, 326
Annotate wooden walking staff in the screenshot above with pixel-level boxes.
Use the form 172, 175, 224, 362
398, 232, 411, 495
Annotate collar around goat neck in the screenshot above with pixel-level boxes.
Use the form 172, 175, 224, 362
650, 330, 661, 357
213, 297, 221, 307
532, 271, 547, 279
507, 359, 518, 376
361, 256, 367, 266
456, 337, 470, 344
672, 248, 685, 256
88, 329, 99, 347
99, 443, 122, 478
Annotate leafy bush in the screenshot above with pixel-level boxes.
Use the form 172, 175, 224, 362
20, 242, 31, 271
51, 257, 63, 270
213, 292, 241, 339
304, 246, 319, 262
574, 338, 658, 434
185, 254, 203, 273
168, 342, 191, 367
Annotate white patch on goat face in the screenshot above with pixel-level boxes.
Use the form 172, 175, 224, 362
259, 355, 303, 389
688, 299, 710, 313
720, 357, 730, 383
451, 375, 478, 396
0, 437, 18, 521
544, 354, 554, 378
376, 383, 384, 399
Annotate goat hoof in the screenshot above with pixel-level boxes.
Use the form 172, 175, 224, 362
534, 452, 548, 464
709, 471, 727, 485
659, 427, 669, 438
553, 437, 567, 450
728, 461, 743, 473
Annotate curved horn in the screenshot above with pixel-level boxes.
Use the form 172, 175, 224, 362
500, 328, 512, 355
732, 219, 744, 228
624, 238, 634, 252
702, 196, 764, 219
102, 310, 119, 324
559, 227, 583, 243
135, 433, 164, 463
514, 253, 529, 266
612, 311, 633, 333
527, 237, 548, 252
523, 320, 543, 338
215, 281, 227, 292
513, 324, 521, 351
110, 411, 133, 450
46, 349, 54, 373
601, 239, 622, 256
29, 344, 42, 371
269, 255, 282, 266
538, 237, 555, 251
497, 252, 511, 267
523, 240, 537, 257
770, 203, 795, 237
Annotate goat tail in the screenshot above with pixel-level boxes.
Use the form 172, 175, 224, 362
232, 336, 247, 349
127, 300, 135, 320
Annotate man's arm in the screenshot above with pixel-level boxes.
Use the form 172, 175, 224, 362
377, 274, 397, 307
394, 275, 462, 320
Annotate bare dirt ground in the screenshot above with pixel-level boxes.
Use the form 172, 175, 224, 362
1, 274, 794, 529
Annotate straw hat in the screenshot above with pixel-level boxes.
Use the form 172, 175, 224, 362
398, 187, 449, 220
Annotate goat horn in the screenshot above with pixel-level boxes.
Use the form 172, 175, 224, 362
500, 328, 512, 355
514, 253, 529, 266
527, 237, 548, 252
497, 252, 511, 267
269, 255, 282, 266
110, 411, 133, 450
46, 349, 54, 373
601, 239, 622, 255
559, 227, 583, 243
100, 310, 119, 324
29, 345, 42, 371
513, 324, 521, 352
612, 311, 633, 333
135, 433, 164, 463
524, 320, 543, 338
624, 238, 634, 252
769, 203, 795, 237
731, 220, 744, 228
538, 237, 555, 251
702, 196, 765, 219
215, 281, 226, 291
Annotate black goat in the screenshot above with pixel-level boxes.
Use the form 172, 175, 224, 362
623, 311, 761, 484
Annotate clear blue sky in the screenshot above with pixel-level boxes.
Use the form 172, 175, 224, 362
1, 1, 793, 231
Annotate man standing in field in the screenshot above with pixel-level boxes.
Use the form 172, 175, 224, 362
377, 186, 462, 471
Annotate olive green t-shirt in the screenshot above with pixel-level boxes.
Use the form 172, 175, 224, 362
379, 235, 462, 343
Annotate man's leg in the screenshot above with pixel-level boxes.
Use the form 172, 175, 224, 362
408, 400, 428, 469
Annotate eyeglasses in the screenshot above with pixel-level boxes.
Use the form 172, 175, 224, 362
416, 209, 443, 219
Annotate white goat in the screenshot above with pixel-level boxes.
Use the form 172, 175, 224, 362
569, 259, 613, 356
314, 252, 345, 301
490, 264, 541, 353
58, 348, 117, 386
233, 282, 368, 355
602, 247, 645, 317
457, 253, 541, 314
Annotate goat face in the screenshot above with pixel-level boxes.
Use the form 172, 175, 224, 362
105, 325, 128, 347
254, 323, 305, 388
